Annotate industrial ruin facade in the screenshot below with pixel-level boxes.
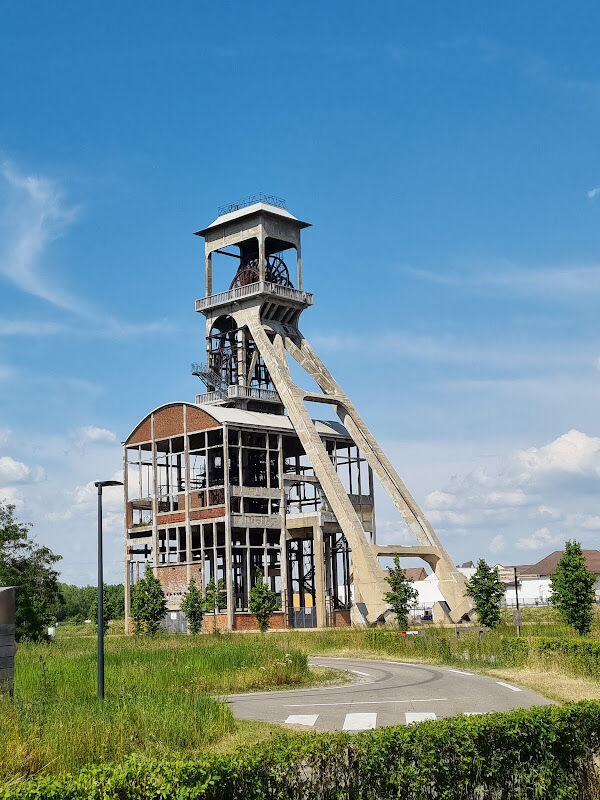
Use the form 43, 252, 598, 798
123, 196, 472, 631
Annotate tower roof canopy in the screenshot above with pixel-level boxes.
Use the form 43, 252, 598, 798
194, 201, 311, 238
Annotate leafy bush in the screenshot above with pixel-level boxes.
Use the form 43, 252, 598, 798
130, 572, 167, 634
2, 702, 600, 799
384, 556, 418, 629
248, 569, 278, 632
181, 577, 204, 634
465, 558, 505, 628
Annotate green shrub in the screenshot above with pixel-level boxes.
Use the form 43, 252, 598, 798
2, 702, 600, 799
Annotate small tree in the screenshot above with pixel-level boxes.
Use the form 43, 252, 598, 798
0, 502, 62, 641
465, 559, 505, 629
550, 540, 596, 635
181, 577, 205, 634
130, 571, 167, 634
248, 570, 278, 632
204, 577, 226, 631
384, 557, 418, 629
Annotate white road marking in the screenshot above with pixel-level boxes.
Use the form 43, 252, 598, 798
349, 670, 371, 677
464, 712, 483, 716
447, 668, 474, 676
284, 698, 448, 707
405, 712, 436, 724
496, 681, 522, 692
343, 712, 377, 731
285, 714, 319, 726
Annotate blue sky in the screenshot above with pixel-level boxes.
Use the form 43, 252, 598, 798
1, 2, 599, 583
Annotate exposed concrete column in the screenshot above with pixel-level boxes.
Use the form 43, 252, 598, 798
277, 432, 288, 624
368, 466, 376, 545
183, 406, 192, 592
313, 518, 326, 628
123, 446, 130, 632
258, 236, 266, 283
151, 414, 159, 577
223, 425, 234, 630
205, 249, 213, 296
296, 241, 302, 290
238, 327, 247, 388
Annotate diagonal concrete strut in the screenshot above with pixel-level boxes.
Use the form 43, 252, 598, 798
241, 310, 472, 623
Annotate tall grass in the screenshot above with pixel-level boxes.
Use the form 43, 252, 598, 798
0, 633, 310, 780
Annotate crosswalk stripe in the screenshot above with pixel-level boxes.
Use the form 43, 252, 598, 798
343, 712, 377, 731
285, 714, 318, 726
405, 712, 437, 724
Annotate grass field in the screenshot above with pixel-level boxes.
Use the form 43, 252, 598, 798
1, 632, 317, 780
3, 607, 600, 782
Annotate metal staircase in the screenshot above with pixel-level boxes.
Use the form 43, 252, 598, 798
191, 363, 227, 399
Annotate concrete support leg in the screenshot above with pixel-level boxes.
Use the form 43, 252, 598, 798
313, 521, 326, 628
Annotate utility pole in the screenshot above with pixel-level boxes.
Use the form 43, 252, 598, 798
513, 566, 521, 637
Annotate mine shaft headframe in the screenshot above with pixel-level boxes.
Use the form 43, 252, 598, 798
194, 195, 311, 296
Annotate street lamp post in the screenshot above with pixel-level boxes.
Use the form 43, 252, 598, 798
94, 480, 123, 699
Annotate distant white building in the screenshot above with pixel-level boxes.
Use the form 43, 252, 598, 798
408, 550, 600, 617
496, 550, 600, 607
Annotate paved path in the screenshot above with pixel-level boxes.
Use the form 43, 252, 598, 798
227, 656, 550, 731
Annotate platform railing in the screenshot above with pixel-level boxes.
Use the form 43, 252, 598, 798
195, 385, 281, 405
195, 281, 314, 312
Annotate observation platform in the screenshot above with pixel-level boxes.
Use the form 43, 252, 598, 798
195, 281, 314, 314
195, 385, 282, 406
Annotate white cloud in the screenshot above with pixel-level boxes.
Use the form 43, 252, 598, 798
485, 490, 529, 506
72, 474, 123, 512
588, 188, 600, 200
0, 160, 175, 341
0, 318, 67, 336
425, 490, 462, 509
74, 426, 117, 444
517, 526, 563, 551
0, 160, 81, 312
427, 509, 470, 525
489, 534, 505, 553
0, 428, 11, 446
0, 456, 44, 483
595, 356, 600, 371
0, 486, 24, 508
579, 515, 600, 530
409, 263, 600, 297
536, 505, 562, 520
517, 429, 600, 477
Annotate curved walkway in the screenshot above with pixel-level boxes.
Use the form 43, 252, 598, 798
227, 656, 550, 731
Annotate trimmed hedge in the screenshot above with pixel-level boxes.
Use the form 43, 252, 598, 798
2, 702, 600, 799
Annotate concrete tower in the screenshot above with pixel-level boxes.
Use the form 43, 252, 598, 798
123, 195, 472, 631
190, 195, 471, 626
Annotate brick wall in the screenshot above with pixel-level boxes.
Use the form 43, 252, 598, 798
333, 610, 351, 627
232, 612, 287, 630
156, 563, 203, 609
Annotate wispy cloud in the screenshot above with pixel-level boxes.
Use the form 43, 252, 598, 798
587, 188, 600, 200
408, 263, 600, 297
0, 160, 174, 340
0, 160, 81, 312
0, 317, 68, 336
